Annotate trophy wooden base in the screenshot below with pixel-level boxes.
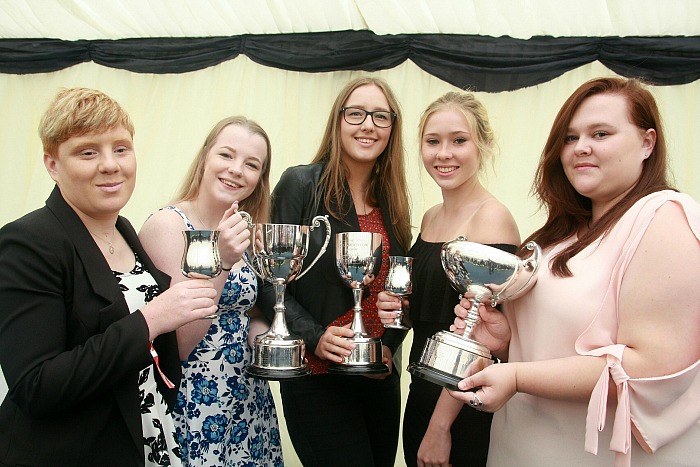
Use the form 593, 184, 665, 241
245, 365, 311, 381
327, 362, 390, 375
407, 362, 463, 390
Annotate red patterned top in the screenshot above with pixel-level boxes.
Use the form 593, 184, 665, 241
306, 208, 390, 374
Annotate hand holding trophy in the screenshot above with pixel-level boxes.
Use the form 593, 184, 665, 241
408, 238, 541, 390
329, 232, 389, 374
181, 229, 223, 318
383, 255, 413, 330
239, 212, 332, 380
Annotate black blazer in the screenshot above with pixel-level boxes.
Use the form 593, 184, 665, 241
256, 162, 409, 360
0, 186, 180, 467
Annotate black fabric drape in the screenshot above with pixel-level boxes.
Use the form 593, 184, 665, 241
1, 30, 699, 92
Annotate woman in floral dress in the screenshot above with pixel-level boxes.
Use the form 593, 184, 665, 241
140, 116, 283, 466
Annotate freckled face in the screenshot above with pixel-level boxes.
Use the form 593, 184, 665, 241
339, 84, 393, 171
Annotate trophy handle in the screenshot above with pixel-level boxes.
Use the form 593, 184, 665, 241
491, 241, 541, 305
296, 215, 331, 280
236, 210, 267, 280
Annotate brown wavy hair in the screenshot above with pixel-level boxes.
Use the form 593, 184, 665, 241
523, 77, 674, 276
173, 116, 271, 223
311, 76, 412, 251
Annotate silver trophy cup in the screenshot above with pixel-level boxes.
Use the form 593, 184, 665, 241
408, 238, 541, 390
181, 230, 223, 279
240, 212, 332, 380
384, 256, 413, 330
181, 230, 223, 319
329, 232, 389, 375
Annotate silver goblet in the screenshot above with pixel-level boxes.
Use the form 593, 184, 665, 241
384, 255, 413, 330
181, 230, 222, 279
240, 212, 332, 381
408, 238, 541, 390
329, 231, 388, 375
181, 229, 223, 319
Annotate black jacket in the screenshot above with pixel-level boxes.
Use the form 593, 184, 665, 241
0, 186, 179, 466
256, 163, 408, 362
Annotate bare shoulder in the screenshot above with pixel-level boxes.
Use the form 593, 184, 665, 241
139, 206, 187, 244
420, 204, 442, 231
469, 198, 520, 245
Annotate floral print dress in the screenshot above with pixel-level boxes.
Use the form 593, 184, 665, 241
115, 256, 182, 467
166, 206, 283, 467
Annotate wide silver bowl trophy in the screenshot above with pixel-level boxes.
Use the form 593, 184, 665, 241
239, 212, 332, 380
408, 238, 541, 390
329, 232, 389, 374
181, 229, 223, 319
383, 255, 413, 330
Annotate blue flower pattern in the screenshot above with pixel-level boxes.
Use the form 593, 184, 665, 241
167, 207, 283, 467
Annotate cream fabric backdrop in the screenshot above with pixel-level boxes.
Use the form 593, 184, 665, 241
1, 2, 700, 465
1, 57, 698, 466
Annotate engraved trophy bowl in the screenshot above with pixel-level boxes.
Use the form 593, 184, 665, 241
408, 238, 541, 390
181, 229, 223, 319
239, 212, 332, 381
384, 255, 413, 330
328, 231, 389, 375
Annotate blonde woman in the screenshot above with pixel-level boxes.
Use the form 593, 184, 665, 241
139, 116, 282, 466
377, 91, 519, 466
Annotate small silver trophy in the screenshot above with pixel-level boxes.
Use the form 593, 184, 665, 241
181, 230, 223, 279
408, 238, 541, 390
329, 232, 389, 374
383, 256, 413, 330
181, 230, 223, 319
240, 212, 332, 381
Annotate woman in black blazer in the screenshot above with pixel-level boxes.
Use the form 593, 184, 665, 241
0, 88, 218, 466
256, 76, 412, 467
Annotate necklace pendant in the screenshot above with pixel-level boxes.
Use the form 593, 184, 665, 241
108, 244, 115, 254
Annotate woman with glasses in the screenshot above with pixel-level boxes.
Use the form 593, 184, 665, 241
377, 91, 520, 466
256, 76, 412, 466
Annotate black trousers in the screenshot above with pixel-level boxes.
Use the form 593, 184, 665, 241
279, 371, 401, 467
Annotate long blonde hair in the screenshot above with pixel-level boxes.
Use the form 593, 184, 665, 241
311, 77, 412, 251
174, 116, 272, 222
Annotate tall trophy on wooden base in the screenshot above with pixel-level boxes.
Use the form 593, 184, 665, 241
408, 238, 541, 389
240, 212, 332, 380
329, 232, 389, 375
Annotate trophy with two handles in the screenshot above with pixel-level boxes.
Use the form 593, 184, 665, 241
408, 238, 541, 390
180, 211, 332, 380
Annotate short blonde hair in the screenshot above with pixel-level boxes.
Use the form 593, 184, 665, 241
39, 87, 134, 157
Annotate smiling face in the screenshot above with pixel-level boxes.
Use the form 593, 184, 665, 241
339, 84, 393, 172
560, 93, 655, 218
421, 108, 481, 192
44, 125, 136, 223
199, 123, 267, 207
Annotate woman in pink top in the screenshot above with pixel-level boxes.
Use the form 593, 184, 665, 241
449, 77, 700, 466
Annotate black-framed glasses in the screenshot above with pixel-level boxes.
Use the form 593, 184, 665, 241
340, 106, 396, 128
